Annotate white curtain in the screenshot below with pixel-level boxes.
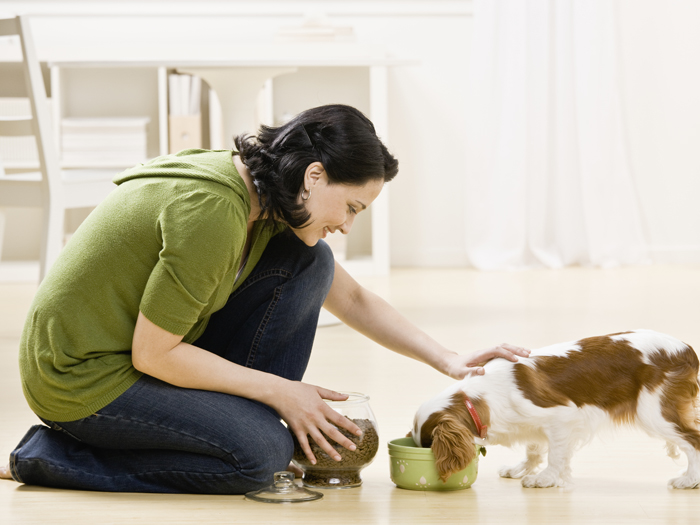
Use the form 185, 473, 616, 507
464, 0, 649, 270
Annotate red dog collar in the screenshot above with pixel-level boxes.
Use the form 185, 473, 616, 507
464, 397, 488, 439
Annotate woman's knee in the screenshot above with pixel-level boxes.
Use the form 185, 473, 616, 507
268, 231, 335, 295
310, 239, 335, 291
234, 422, 294, 487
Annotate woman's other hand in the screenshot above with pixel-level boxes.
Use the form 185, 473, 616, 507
444, 343, 530, 380
271, 383, 362, 465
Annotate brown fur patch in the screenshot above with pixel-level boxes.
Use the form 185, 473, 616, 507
420, 393, 491, 481
420, 411, 441, 448
420, 393, 490, 448
650, 345, 700, 450
513, 334, 699, 429
432, 413, 476, 482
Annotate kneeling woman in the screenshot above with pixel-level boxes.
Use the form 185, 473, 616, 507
2, 104, 528, 493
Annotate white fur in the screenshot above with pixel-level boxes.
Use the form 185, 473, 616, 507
413, 330, 700, 489
611, 329, 689, 356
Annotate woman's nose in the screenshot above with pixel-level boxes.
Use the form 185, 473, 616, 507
339, 214, 355, 235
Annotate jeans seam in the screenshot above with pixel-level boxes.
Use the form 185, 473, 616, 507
73, 414, 242, 466
19, 456, 241, 479
245, 284, 284, 368
42, 420, 83, 443
230, 268, 291, 300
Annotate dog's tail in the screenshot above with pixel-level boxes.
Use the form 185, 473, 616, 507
695, 373, 700, 428
665, 441, 681, 460
660, 343, 700, 452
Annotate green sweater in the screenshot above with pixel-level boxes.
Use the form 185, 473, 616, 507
19, 149, 283, 422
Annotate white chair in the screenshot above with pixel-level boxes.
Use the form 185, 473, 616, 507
0, 15, 116, 282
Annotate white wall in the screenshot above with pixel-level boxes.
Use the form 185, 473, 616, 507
617, 0, 700, 264
2, 0, 699, 267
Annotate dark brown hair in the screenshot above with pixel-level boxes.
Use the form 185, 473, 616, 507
234, 104, 399, 228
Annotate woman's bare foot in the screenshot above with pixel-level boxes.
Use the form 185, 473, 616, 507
0, 463, 13, 480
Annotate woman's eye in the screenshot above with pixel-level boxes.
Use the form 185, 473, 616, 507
349, 206, 357, 215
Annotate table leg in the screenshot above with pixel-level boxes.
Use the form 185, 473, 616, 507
177, 67, 297, 148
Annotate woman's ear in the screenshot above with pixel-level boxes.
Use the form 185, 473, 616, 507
303, 162, 326, 191
431, 414, 477, 482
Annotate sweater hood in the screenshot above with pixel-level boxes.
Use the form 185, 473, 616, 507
113, 149, 249, 201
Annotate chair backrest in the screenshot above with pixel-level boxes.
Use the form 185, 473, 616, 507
0, 16, 60, 195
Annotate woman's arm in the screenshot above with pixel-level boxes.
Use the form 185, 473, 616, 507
131, 312, 361, 464
323, 262, 530, 379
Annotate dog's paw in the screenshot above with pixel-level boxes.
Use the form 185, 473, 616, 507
521, 470, 559, 488
498, 464, 529, 479
669, 474, 700, 489
499, 456, 542, 479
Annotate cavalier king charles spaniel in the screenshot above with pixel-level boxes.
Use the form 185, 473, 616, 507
411, 330, 700, 488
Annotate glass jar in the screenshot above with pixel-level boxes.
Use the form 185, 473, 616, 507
291, 392, 379, 489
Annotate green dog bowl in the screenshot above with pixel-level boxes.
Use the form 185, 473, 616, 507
388, 437, 483, 491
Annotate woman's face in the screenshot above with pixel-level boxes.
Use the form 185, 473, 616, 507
290, 163, 384, 247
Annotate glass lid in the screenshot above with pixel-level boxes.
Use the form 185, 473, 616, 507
245, 471, 323, 504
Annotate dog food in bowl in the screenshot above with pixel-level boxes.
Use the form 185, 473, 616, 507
388, 437, 484, 491
291, 392, 379, 488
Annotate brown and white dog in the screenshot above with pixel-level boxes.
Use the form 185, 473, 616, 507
411, 330, 700, 488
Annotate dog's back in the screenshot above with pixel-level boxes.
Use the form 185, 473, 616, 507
511, 330, 699, 427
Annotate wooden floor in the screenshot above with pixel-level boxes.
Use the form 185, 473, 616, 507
2, 265, 700, 524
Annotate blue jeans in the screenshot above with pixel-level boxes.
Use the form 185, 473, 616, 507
10, 231, 335, 494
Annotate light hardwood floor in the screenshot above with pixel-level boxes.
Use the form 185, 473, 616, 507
1, 265, 700, 524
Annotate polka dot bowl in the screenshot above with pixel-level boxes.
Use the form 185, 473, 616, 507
388, 437, 483, 491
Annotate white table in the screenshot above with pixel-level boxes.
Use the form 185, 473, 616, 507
47, 44, 412, 278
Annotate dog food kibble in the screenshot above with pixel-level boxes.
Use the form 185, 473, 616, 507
291, 418, 379, 487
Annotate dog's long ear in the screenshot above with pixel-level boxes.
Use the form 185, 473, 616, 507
431, 413, 477, 482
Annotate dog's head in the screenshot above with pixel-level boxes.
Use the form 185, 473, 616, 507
410, 390, 488, 482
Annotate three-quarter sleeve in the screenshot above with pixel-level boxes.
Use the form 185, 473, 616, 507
139, 190, 244, 335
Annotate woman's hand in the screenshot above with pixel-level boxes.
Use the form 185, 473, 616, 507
444, 343, 531, 380
130, 313, 359, 466
271, 382, 362, 465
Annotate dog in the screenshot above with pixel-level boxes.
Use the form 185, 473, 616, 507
411, 330, 700, 489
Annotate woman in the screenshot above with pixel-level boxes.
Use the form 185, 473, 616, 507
1, 104, 528, 493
